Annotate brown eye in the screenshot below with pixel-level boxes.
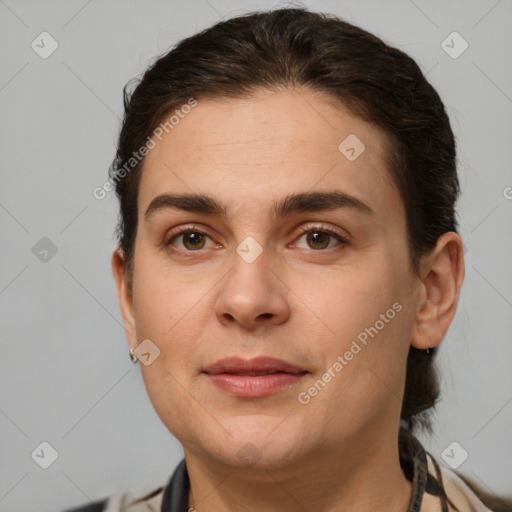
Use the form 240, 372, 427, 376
293, 226, 348, 251
180, 232, 206, 250
164, 226, 216, 252
305, 231, 331, 250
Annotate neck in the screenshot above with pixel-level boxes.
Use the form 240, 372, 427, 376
183, 430, 413, 512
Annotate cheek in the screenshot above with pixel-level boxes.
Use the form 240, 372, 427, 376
301, 280, 410, 428
139, 364, 205, 444
304, 257, 412, 394
304, 262, 401, 338
132, 247, 205, 341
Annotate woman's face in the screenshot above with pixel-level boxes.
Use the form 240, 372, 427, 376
115, 88, 423, 470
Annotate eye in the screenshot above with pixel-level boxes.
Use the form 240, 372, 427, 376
163, 224, 349, 254
164, 225, 217, 252
291, 225, 349, 251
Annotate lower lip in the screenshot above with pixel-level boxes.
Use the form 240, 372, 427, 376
205, 372, 306, 398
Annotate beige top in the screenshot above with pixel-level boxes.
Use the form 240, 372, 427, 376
420, 457, 493, 511
103, 457, 493, 512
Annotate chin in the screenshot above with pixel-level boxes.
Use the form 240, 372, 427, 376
211, 441, 301, 472
196, 415, 308, 471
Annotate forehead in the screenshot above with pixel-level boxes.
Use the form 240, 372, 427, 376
138, 88, 402, 222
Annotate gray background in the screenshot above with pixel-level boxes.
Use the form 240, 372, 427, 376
1, 0, 511, 510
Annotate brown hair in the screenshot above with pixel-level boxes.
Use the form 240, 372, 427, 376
109, 7, 511, 508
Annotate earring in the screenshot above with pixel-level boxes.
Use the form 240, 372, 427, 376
426, 348, 430, 355
129, 347, 138, 363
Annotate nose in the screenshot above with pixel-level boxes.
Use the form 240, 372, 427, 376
214, 247, 291, 331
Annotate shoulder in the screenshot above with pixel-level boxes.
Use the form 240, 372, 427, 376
62, 502, 108, 512
61, 460, 188, 512
62, 485, 165, 512
423, 456, 496, 512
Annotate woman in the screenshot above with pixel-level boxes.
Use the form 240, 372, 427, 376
67, 7, 511, 512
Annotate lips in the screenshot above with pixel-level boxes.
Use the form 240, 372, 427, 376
203, 357, 307, 398
203, 356, 305, 376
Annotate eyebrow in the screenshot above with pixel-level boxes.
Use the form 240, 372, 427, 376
144, 190, 375, 222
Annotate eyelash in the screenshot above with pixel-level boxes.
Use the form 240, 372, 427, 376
163, 224, 349, 254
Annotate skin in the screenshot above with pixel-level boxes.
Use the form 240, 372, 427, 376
112, 88, 465, 511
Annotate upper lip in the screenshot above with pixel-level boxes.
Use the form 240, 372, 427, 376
203, 357, 306, 375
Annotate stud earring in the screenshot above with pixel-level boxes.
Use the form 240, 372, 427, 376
129, 347, 138, 363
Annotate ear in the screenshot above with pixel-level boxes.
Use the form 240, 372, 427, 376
111, 247, 137, 348
410, 232, 465, 350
